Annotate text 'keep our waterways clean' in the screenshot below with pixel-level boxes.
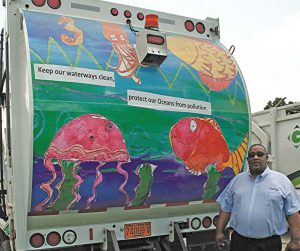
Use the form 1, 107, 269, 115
34, 64, 115, 87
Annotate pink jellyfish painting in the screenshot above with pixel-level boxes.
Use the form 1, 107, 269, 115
102, 22, 141, 84
35, 114, 130, 211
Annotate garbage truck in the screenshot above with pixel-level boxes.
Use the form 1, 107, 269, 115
0, 0, 250, 250
251, 103, 300, 192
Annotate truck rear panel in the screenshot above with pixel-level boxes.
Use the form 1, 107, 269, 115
4, 0, 250, 249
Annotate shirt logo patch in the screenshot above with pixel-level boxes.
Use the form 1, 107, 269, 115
269, 186, 279, 191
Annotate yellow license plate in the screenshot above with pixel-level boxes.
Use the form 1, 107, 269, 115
124, 222, 151, 239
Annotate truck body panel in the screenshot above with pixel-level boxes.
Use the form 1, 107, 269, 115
2, 0, 250, 249
251, 103, 300, 188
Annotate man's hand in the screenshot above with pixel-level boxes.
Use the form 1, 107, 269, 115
215, 232, 226, 250
286, 239, 300, 251
215, 209, 231, 250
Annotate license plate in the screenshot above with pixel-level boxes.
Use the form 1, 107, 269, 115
124, 222, 151, 239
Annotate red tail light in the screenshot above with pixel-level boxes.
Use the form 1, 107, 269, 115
32, 0, 46, 7
147, 35, 164, 45
46, 231, 61, 246
184, 20, 194, 32
137, 13, 144, 21
202, 216, 212, 228
30, 233, 45, 248
111, 8, 119, 16
196, 22, 205, 34
124, 10, 132, 18
47, 0, 61, 9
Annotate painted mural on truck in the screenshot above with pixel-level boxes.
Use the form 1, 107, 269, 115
24, 11, 250, 212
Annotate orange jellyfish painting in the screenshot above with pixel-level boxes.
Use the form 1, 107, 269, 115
170, 117, 247, 175
102, 22, 141, 84
58, 16, 83, 46
35, 114, 130, 211
167, 37, 237, 92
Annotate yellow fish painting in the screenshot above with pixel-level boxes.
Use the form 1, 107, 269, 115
167, 36, 237, 92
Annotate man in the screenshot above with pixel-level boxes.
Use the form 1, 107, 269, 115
215, 144, 300, 251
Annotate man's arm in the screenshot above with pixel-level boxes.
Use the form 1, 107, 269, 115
286, 212, 300, 251
215, 209, 231, 250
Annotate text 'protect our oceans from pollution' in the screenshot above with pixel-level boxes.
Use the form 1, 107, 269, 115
128, 90, 211, 115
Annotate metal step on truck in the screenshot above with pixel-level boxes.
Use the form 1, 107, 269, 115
0, 0, 250, 250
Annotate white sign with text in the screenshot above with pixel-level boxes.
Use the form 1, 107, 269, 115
34, 64, 115, 87
127, 90, 211, 115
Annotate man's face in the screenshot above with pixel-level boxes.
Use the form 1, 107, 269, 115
247, 145, 268, 176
